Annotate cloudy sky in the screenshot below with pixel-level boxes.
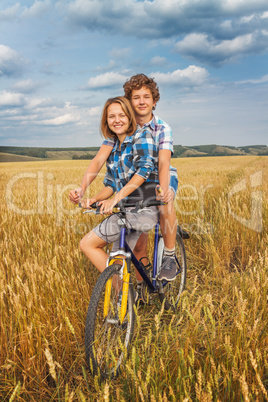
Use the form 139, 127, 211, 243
0, 0, 268, 148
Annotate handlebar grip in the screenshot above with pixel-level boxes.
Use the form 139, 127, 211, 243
89, 202, 98, 209
117, 200, 164, 208
78, 201, 98, 208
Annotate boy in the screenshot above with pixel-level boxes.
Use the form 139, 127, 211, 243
69, 74, 178, 281
123, 74, 178, 281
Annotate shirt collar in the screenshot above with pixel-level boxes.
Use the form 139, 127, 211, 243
111, 135, 132, 152
137, 114, 156, 131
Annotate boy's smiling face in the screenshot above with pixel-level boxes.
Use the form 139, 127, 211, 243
131, 86, 156, 122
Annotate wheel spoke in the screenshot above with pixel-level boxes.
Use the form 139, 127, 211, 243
85, 264, 135, 379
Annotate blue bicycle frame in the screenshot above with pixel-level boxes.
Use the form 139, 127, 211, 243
117, 222, 162, 293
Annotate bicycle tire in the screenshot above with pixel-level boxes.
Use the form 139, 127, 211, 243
158, 226, 187, 310
85, 263, 135, 379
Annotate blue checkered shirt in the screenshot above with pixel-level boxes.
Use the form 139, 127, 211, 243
103, 114, 178, 193
103, 130, 159, 193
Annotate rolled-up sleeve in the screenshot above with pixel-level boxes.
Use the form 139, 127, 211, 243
102, 137, 116, 147
132, 131, 157, 181
158, 124, 173, 154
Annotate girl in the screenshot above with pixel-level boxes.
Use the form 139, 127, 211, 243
79, 97, 159, 274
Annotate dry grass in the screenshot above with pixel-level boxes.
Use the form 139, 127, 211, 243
0, 156, 267, 401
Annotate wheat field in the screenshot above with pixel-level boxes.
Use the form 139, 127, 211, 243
1, 155, 267, 401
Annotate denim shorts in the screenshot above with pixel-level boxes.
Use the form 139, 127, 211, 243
170, 173, 178, 195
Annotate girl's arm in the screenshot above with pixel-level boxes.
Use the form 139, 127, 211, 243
99, 130, 155, 214
98, 174, 145, 214
69, 144, 113, 204
80, 186, 114, 208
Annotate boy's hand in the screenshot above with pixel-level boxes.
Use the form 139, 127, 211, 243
155, 185, 174, 204
163, 188, 174, 204
155, 185, 164, 201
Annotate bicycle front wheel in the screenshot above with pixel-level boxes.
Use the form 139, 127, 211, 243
158, 226, 187, 310
85, 263, 135, 379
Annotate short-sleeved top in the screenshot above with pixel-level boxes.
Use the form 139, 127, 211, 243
102, 114, 178, 181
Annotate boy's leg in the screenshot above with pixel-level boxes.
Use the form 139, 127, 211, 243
159, 202, 177, 247
133, 232, 149, 282
158, 198, 178, 281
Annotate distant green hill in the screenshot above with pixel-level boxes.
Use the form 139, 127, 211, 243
0, 146, 99, 162
0, 144, 267, 162
173, 144, 268, 158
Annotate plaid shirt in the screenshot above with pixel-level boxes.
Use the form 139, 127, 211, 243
136, 114, 173, 153
103, 114, 178, 183
103, 130, 159, 193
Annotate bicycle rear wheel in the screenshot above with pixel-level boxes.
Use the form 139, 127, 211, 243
85, 263, 135, 379
158, 226, 187, 310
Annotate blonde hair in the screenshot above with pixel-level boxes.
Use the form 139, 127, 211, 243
100, 96, 137, 139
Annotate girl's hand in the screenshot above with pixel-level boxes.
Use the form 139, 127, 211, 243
69, 188, 85, 204
98, 198, 117, 215
80, 197, 97, 209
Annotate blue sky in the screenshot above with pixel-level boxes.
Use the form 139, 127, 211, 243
0, 0, 267, 148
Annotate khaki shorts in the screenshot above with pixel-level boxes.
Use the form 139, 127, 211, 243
93, 206, 159, 252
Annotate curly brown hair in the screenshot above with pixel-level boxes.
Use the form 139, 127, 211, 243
123, 74, 160, 105
100, 96, 137, 140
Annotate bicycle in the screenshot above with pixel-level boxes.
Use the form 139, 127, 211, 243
81, 199, 188, 379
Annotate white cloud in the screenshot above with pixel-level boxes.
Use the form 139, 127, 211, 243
240, 14, 255, 24
40, 113, 78, 126
66, 0, 268, 36
88, 106, 102, 116
0, 91, 25, 106
109, 48, 131, 59
222, 0, 268, 12
0, 44, 26, 77
0, 4, 20, 21
94, 59, 118, 73
86, 72, 128, 89
174, 31, 268, 65
11, 79, 43, 93
237, 74, 268, 84
261, 11, 268, 19
21, 0, 51, 19
151, 66, 209, 86
63, 0, 268, 67
150, 56, 167, 66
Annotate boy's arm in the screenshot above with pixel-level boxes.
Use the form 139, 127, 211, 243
157, 121, 175, 203
69, 144, 113, 204
158, 149, 173, 203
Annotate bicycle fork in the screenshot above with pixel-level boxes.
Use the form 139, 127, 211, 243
103, 258, 130, 324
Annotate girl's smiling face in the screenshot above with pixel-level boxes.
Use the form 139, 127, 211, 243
107, 103, 130, 143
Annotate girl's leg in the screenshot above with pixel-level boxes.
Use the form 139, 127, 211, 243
80, 231, 108, 273
80, 231, 122, 293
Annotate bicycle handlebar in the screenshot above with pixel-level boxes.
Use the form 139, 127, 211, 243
78, 199, 164, 214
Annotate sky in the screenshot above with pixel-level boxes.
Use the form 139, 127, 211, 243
0, 0, 268, 148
